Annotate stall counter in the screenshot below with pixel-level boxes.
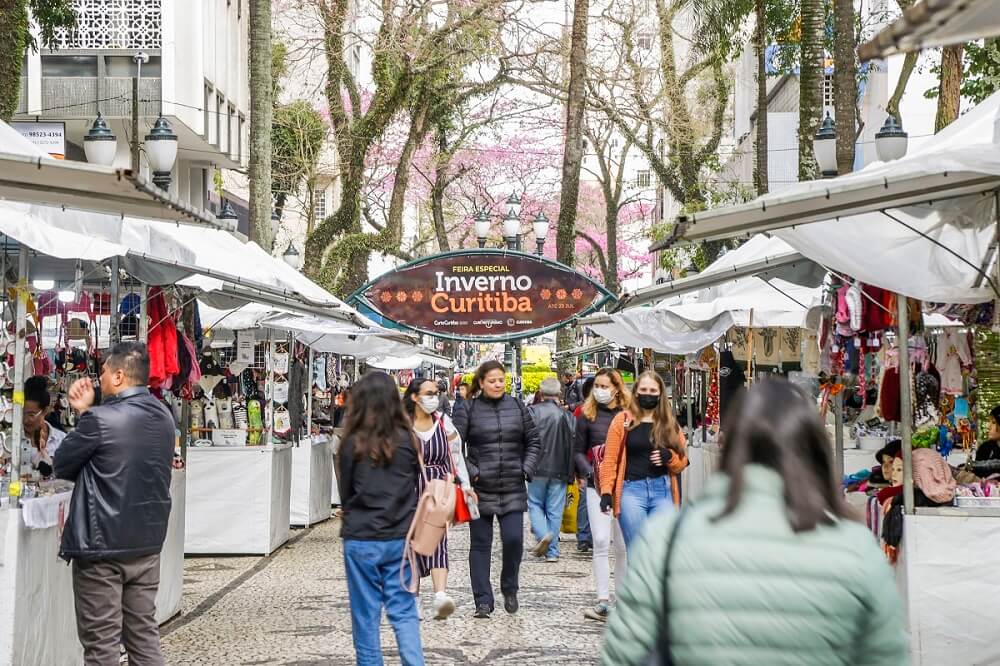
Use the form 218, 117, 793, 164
290, 437, 333, 527
155, 468, 186, 624
184, 443, 293, 556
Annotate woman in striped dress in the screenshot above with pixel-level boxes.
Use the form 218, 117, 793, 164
403, 378, 473, 621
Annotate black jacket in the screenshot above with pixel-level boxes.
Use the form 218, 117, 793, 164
528, 399, 576, 482
453, 394, 541, 515
575, 404, 622, 486
55, 387, 175, 561
338, 428, 419, 540
563, 381, 583, 409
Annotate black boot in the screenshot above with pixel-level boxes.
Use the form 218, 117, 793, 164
474, 604, 492, 619
503, 593, 519, 614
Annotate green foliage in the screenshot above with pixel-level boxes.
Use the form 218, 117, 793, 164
28, 0, 77, 50
461, 370, 557, 397
272, 40, 289, 98
1, 0, 76, 120
961, 39, 1000, 104
271, 101, 326, 202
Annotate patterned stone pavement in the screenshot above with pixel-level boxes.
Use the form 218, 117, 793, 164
161, 518, 609, 665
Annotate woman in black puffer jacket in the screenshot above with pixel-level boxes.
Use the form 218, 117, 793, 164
452, 360, 541, 620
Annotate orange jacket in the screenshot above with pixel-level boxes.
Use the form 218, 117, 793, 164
598, 411, 688, 516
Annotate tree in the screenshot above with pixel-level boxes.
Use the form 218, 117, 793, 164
555, 0, 590, 369
960, 38, 1000, 104
249, 0, 274, 248
798, 0, 825, 181
753, 0, 768, 194
885, 0, 916, 121
271, 101, 326, 227
936, 45, 964, 132
303, 0, 509, 297
833, 0, 855, 174
0, 0, 76, 121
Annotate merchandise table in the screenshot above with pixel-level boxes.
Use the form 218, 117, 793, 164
185, 443, 293, 555
289, 436, 333, 527
331, 431, 343, 506
0, 493, 82, 666
156, 469, 186, 624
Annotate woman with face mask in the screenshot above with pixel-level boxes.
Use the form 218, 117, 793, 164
402, 377, 473, 621
575, 368, 630, 622
452, 360, 541, 619
599, 371, 688, 550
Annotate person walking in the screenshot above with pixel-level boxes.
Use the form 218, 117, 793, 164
402, 377, 474, 621
526, 377, 576, 563
575, 368, 630, 622
562, 371, 583, 410
338, 371, 424, 666
601, 379, 908, 665
574, 376, 595, 554
599, 371, 688, 550
452, 360, 541, 619
54, 342, 174, 666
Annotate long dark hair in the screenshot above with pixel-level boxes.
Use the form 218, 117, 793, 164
627, 371, 683, 454
402, 377, 436, 419
715, 378, 851, 532
469, 360, 505, 398
342, 371, 416, 465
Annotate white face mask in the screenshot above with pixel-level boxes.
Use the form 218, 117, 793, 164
418, 396, 440, 414
593, 388, 615, 405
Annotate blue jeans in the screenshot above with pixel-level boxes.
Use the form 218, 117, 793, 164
527, 477, 567, 558
577, 486, 592, 545
618, 476, 674, 551
343, 538, 424, 666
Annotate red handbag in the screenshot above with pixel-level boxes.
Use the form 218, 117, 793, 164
440, 416, 472, 524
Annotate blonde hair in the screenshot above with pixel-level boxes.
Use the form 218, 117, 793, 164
581, 368, 630, 421
627, 371, 683, 453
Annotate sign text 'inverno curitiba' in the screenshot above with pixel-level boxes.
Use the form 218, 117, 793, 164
351, 250, 614, 341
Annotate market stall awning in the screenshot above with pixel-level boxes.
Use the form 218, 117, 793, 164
367, 352, 455, 370
551, 340, 622, 361
654, 90, 1000, 249
618, 236, 810, 311
859, 0, 1000, 61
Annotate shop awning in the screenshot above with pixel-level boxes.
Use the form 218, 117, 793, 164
619, 236, 810, 310
367, 352, 455, 370
859, 0, 1000, 61
551, 340, 622, 361
655, 90, 1000, 250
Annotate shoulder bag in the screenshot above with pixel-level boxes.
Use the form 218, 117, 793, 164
645, 508, 688, 666
440, 416, 472, 525
400, 439, 455, 593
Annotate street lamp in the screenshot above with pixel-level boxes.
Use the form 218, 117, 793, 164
144, 116, 178, 191
474, 210, 490, 248
217, 199, 238, 231
84, 112, 118, 166
875, 114, 909, 162
505, 192, 522, 219
532, 210, 550, 256
502, 209, 520, 251
283, 244, 301, 269
813, 112, 838, 178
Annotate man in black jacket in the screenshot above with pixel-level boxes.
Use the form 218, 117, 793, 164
55, 342, 174, 666
562, 371, 583, 409
526, 377, 576, 562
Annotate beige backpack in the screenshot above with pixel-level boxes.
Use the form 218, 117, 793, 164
400, 448, 456, 593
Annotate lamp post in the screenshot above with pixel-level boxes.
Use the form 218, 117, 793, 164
283, 244, 301, 270
218, 199, 238, 231
532, 211, 550, 257
875, 115, 909, 162
813, 112, 838, 178
502, 209, 520, 251
474, 210, 490, 248
83, 112, 118, 166
144, 116, 178, 191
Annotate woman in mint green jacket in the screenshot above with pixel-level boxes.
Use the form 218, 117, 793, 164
601, 379, 908, 666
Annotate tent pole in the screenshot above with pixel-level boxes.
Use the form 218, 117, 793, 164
306, 348, 314, 439
139, 285, 149, 343
110, 257, 120, 346
9, 249, 29, 508
685, 360, 694, 444
898, 295, 915, 515
834, 386, 845, 479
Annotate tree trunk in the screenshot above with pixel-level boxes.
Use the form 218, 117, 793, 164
604, 202, 620, 295
833, 0, 856, 174
249, 0, 274, 249
385, 104, 429, 248
936, 45, 964, 132
798, 0, 825, 181
753, 0, 768, 195
555, 0, 589, 371
304, 149, 365, 291
885, 0, 917, 121
0, 0, 28, 121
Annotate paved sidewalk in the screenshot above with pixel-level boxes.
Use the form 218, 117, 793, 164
161, 518, 608, 665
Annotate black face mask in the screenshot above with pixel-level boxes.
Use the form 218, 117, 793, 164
637, 394, 660, 410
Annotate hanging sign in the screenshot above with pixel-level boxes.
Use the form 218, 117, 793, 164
236, 331, 255, 364
352, 249, 615, 342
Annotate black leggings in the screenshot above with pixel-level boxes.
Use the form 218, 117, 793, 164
468, 511, 524, 609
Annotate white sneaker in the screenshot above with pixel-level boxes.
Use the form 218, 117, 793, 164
433, 591, 456, 620
415, 600, 424, 622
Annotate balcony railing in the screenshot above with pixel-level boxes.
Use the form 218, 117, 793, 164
37, 76, 160, 119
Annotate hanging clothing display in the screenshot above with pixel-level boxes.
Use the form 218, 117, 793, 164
935, 329, 972, 396
147, 287, 179, 389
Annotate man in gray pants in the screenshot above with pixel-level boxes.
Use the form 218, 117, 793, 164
56, 342, 175, 665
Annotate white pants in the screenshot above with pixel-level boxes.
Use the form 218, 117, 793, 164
586, 486, 627, 601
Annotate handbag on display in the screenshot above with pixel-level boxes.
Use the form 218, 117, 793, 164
272, 406, 292, 435
272, 378, 289, 404
232, 401, 248, 430
247, 399, 263, 445
203, 400, 219, 430
400, 450, 456, 593
272, 349, 290, 375
190, 399, 205, 432
217, 397, 235, 430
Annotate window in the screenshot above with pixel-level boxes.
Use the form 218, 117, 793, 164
823, 73, 834, 111
637, 170, 651, 188
228, 104, 235, 157
238, 113, 245, 162
216, 93, 224, 149
313, 188, 327, 222
637, 33, 653, 50
203, 82, 213, 140
104, 55, 161, 77
41, 55, 97, 77
610, 137, 619, 148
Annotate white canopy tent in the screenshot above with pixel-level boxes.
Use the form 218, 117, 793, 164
585, 236, 823, 355
859, 0, 1000, 60
367, 352, 455, 371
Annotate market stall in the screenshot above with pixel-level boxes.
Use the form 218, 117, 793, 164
662, 90, 1000, 666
